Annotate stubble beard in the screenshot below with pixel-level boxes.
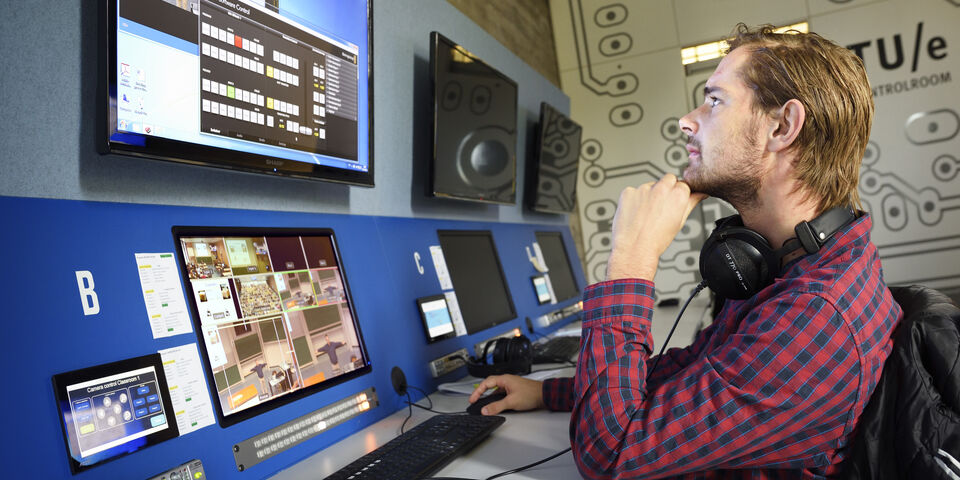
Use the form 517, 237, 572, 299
683, 122, 765, 211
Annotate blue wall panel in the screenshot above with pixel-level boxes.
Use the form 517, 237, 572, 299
1, 196, 583, 479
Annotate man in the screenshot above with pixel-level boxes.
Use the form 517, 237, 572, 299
470, 24, 901, 478
316, 334, 346, 373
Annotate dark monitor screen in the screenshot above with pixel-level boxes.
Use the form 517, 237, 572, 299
103, 0, 373, 185
437, 230, 516, 334
530, 102, 582, 213
430, 32, 518, 204
535, 231, 579, 302
172, 226, 371, 426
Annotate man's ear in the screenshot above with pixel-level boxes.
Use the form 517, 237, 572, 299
767, 99, 805, 153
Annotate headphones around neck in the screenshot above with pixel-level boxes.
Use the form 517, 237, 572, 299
699, 207, 858, 300
466, 335, 532, 377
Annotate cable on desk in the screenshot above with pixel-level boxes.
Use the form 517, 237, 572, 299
483, 447, 573, 480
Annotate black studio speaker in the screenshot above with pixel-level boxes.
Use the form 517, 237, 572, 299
529, 103, 582, 213
430, 32, 518, 205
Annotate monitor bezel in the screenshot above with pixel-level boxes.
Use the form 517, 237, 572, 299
415, 294, 457, 343
52, 353, 180, 474
171, 226, 373, 427
100, 0, 375, 187
436, 229, 518, 334
429, 31, 519, 205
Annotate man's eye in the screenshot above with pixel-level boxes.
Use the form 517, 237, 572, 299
708, 96, 720, 107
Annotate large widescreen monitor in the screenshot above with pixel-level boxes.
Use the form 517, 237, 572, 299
172, 227, 371, 426
529, 102, 582, 213
437, 230, 516, 334
103, 0, 373, 186
430, 32, 518, 204
535, 231, 580, 302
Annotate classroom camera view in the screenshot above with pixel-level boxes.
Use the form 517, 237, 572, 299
180, 234, 365, 417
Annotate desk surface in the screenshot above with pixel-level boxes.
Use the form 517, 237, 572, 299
274, 366, 580, 479
273, 297, 710, 479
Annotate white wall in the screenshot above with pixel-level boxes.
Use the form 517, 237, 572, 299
551, 0, 960, 297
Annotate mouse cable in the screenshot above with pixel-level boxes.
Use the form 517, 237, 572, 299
482, 446, 573, 480
647, 280, 707, 382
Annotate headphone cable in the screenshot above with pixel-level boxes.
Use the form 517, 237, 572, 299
647, 280, 707, 386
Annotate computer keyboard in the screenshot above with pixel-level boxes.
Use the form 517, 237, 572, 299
532, 335, 581, 364
324, 414, 505, 480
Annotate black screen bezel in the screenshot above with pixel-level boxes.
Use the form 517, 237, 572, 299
99, 0, 375, 187
171, 226, 372, 427
436, 230, 517, 334
52, 353, 180, 474
415, 294, 457, 343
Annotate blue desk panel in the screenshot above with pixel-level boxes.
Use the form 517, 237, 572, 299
0, 195, 584, 479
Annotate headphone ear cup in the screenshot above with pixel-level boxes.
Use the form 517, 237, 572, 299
700, 229, 774, 300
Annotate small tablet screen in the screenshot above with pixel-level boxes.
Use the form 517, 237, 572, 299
532, 276, 552, 304
52, 354, 179, 473
417, 295, 456, 342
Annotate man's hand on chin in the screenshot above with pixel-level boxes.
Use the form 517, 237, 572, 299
607, 174, 707, 281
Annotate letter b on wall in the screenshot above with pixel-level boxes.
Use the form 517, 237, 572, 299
75, 270, 100, 315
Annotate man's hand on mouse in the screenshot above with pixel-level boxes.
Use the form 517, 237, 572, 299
607, 174, 707, 282
468, 375, 544, 415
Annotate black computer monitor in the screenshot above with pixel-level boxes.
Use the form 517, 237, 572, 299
103, 0, 373, 185
437, 230, 516, 334
173, 227, 371, 426
535, 231, 579, 302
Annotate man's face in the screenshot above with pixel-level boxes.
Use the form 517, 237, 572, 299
679, 47, 769, 209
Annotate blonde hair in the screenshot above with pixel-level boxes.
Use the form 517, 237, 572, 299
726, 24, 873, 212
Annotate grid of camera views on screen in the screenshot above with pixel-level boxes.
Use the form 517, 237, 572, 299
179, 234, 365, 416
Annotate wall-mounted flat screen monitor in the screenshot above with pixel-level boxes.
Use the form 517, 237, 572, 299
529, 102, 582, 213
437, 230, 516, 334
103, 0, 373, 186
416, 295, 456, 343
535, 231, 580, 302
172, 227, 371, 426
531, 275, 552, 305
52, 354, 179, 474
430, 32, 518, 204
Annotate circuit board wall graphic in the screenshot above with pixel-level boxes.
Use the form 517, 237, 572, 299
551, 0, 960, 298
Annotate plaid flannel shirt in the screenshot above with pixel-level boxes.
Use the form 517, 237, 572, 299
542, 214, 901, 479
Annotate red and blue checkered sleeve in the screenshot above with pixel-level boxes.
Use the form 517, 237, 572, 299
542, 377, 575, 411
570, 281, 861, 478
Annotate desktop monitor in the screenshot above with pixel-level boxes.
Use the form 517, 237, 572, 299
102, 0, 373, 185
437, 230, 517, 334
430, 32, 518, 204
535, 231, 580, 302
416, 295, 457, 343
529, 102, 583, 213
172, 226, 371, 426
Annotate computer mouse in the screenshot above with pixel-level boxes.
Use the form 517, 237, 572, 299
466, 391, 508, 415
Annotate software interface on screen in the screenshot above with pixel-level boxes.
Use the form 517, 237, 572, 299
64, 366, 169, 458
176, 230, 369, 420
532, 276, 552, 304
437, 231, 516, 334
113, 0, 368, 173
419, 297, 455, 341
535, 232, 579, 302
